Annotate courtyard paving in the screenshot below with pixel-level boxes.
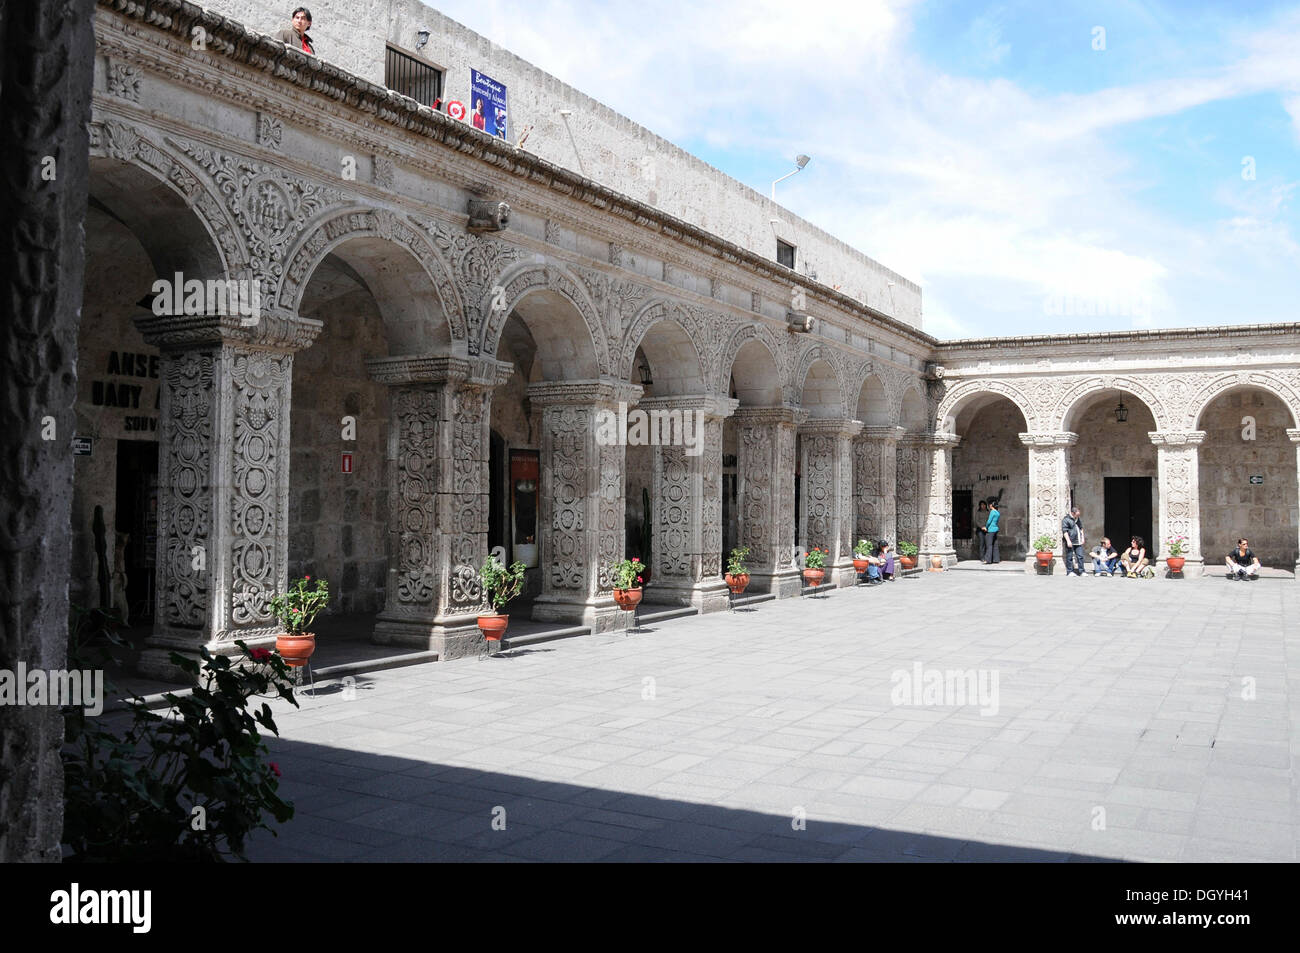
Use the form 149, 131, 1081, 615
246, 570, 1300, 862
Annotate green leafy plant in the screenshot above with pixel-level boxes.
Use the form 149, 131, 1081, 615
897, 541, 919, 558
803, 546, 828, 570
267, 575, 329, 634
853, 539, 872, 557
62, 634, 297, 862
726, 546, 750, 576
1165, 534, 1188, 557
479, 554, 527, 612
609, 557, 645, 590
1033, 534, 1056, 553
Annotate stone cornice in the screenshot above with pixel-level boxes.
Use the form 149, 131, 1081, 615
133, 311, 322, 352
1148, 431, 1206, 447
856, 426, 907, 443
1019, 432, 1079, 448
365, 355, 513, 387
733, 406, 807, 427
938, 323, 1300, 356
636, 395, 739, 419
799, 418, 864, 439
526, 379, 643, 406
96, 0, 937, 353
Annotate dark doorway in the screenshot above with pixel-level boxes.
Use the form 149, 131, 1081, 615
114, 439, 159, 623
489, 430, 507, 558
721, 468, 737, 575
1104, 477, 1154, 557
952, 489, 972, 541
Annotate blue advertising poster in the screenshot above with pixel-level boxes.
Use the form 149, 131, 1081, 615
470, 69, 508, 139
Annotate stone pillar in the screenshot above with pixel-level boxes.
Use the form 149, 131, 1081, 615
799, 418, 864, 586
367, 355, 513, 658
735, 407, 805, 597
642, 395, 738, 612
133, 312, 322, 678
1291, 430, 1300, 578
0, 0, 94, 863
1149, 431, 1206, 577
528, 379, 641, 633
919, 432, 962, 567
895, 434, 925, 551
1019, 431, 1078, 574
854, 426, 904, 548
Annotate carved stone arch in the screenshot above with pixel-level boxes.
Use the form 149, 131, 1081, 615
719, 322, 764, 387
621, 298, 687, 379
621, 299, 711, 394
830, 350, 871, 417
884, 370, 925, 427
88, 118, 245, 279
275, 205, 468, 346
1056, 375, 1170, 431
935, 379, 1036, 432
794, 343, 849, 417
1186, 371, 1300, 429
483, 259, 612, 374
679, 305, 737, 393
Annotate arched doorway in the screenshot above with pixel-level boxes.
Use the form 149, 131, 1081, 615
1196, 388, 1299, 569
949, 394, 1029, 561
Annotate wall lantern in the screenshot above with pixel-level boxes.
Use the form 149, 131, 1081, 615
416, 28, 430, 50
637, 356, 653, 387
1114, 401, 1129, 423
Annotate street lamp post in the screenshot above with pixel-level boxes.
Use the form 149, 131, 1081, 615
771, 154, 811, 201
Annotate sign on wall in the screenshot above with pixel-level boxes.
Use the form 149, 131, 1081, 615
1249, 475, 1263, 485
341, 452, 353, 474
72, 436, 93, 456
469, 69, 508, 139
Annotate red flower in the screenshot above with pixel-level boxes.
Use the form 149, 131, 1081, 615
636, 575, 643, 583
632, 558, 640, 563
304, 575, 311, 581
292, 608, 300, 614
250, 648, 272, 662
269, 762, 281, 778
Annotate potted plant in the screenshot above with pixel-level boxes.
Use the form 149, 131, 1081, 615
802, 546, 828, 587
852, 539, 872, 572
725, 546, 751, 594
897, 542, 919, 571
1032, 533, 1056, 569
477, 554, 527, 641
609, 556, 644, 610
268, 575, 330, 667
1165, 534, 1188, 574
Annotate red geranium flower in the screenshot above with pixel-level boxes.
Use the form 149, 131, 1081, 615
250, 648, 272, 662
304, 575, 311, 581
269, 762, 281, 777
632, 558, 640, 563
636, 575, 643, 583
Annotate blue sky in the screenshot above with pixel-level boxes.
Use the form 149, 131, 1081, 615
429, 0, 1299, 338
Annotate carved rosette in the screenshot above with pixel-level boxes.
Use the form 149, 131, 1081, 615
1150, 431, 1205, 563
1019, 432, 1078, 553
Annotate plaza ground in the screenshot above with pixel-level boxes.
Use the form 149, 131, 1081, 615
246, 571, 1299, 862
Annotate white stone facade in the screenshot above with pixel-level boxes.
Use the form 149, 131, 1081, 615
77, 1, 1300, 675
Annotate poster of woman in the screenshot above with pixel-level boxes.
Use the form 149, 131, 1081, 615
470, 68, 508, 139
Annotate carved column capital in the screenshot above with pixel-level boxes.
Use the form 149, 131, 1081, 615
799, 417, 864, 439
733, 405, 807, 428
1019, 431, 1079, 448
134, 311, 323, 353
1286, 428, 1300, 444
366, 354, 513, 387
526, 378, 642, 407
1149, 430, 1206, 447
857, 425, 906, 444
637, 394, 739, 420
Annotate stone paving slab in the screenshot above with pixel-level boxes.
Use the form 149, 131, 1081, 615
244, 571, 1299, 862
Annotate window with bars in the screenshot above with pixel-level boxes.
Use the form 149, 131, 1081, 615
385, 46, 443, 108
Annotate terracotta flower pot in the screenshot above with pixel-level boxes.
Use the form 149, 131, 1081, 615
1035, 551, 1054, 568
898, 556, 916, 571
852, 558, 870, 572
725, 572, 749, 594
1166, 556, 1185, 573
802, 568, 825, 586
930, 555, 944, 570
477, 613, 509, 641
275, 632, 316, 668
613, 587, 643, 610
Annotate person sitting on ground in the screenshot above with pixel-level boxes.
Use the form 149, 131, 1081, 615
1119, 536, 1150, 577
276, 6, 315, 55
877, 541, 896, 581
1225, 538, 1261, 580
856, 550, 884, 586
1090, 537, 1119, 576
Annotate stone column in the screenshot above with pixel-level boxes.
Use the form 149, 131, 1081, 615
1019, 431, 1078, 574
799, 418, 864, 586
1291, 430, 1300, 578
527, 379, 641, 633
854, 426, 904, 548
367, 355, 513, 658
132, 312, 322, 678
895, 434, 925, 552
735, 407, 805, 597
642, 395, 738, 612
919, 432, 962, 567
1149, 431, 1206, 577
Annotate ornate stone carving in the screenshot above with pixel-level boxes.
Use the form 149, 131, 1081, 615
107, 60, 141, 102
372, 155, 395, 189
159, 351, 214, 627
256, 112, 283, 151
1019, 431, 1078, 553
390, 387, 441, 611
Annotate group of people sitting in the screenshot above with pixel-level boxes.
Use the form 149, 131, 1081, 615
1088, 536, 1263, 579
854, 541, 898, 587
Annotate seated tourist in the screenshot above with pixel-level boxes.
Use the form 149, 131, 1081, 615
1119, 536, 1150, 577
1090, 537, 1119, 576
1225, 538, 1260, 580
877, 541, 896, 581
857, 551, 884, 586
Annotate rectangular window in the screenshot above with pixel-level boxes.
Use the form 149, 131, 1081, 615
777, 239, 796, 269
385, 46, 443, 108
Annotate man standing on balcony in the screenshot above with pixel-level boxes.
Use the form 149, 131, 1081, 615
276, 7, 315, 55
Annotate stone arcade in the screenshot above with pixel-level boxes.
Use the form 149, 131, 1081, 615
71, 0, 1300, 680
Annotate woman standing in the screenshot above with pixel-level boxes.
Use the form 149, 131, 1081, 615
984, 503, 1001, 564
975, 500, 989, 562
